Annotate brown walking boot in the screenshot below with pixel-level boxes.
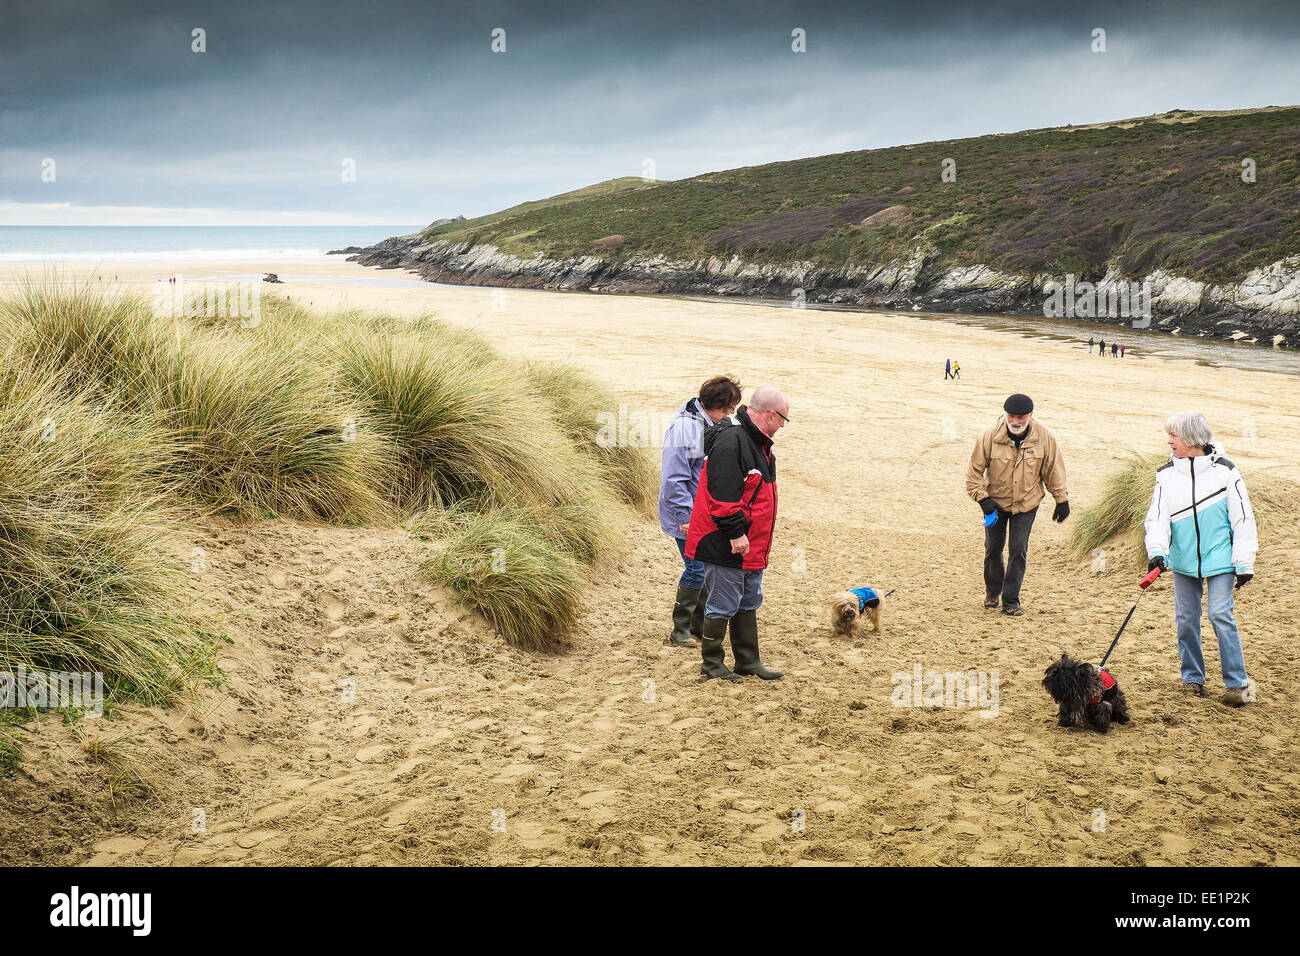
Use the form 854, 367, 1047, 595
1220, 686, 1249, 707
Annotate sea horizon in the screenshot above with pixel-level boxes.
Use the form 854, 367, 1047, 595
0, 225, 421, 262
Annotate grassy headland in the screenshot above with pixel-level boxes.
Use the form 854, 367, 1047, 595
417, 107, 1300, 285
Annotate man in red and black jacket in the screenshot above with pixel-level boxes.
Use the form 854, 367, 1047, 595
685, 386, 789, 681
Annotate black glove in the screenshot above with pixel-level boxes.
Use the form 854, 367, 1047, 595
1148, 555, 1166, 572
978, 498, 997, 516
1051, 501, 1070, 523
1235, 573, 1252, 589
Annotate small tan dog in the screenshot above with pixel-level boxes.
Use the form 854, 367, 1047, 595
831, 588, 885, 637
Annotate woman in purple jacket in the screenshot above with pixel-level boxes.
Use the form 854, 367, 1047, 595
659, 375, 741, 646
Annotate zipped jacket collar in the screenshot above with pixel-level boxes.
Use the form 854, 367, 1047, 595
735, 405, 774, 453
681, 397, 710, 427
1167, 442, 1225, 475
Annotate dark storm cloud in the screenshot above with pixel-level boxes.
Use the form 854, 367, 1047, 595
2, 0, 1299, 223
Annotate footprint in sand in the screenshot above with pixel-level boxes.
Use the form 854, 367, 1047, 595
411, 729, 455, 748
321, 592, 346, 621
251, 801, 297, 822
355, 743, 390, 763
511, 821, 567, 851
380, 798, 426, 828
322, 565, 350, 584
492, 763, 537, 783
236, 831, 277, 849
346, 713, 378, 737
305, 771, 366, 794
86, 835, 149, 865
576, 789, 627, 807
1158, 830, 1194, 855
388, 757, 431, 780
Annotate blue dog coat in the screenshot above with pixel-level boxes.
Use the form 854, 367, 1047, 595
849, 587, 880, 611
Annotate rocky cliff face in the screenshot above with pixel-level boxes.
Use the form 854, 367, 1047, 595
351, 235, 1299, 346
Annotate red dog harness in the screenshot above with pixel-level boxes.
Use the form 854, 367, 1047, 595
1088, 668, 1116, 706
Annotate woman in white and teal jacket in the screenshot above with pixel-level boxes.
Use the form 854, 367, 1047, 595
1144, 412, 1258, 706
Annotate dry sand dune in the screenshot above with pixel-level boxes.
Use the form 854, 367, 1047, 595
2, 259, 1299, 866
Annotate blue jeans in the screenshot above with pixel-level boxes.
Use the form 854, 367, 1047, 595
673, 536, 706, 590
1173, 571, 1249, 690
701, 563, 764, 619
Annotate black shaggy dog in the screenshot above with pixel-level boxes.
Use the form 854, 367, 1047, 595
1042, 653, 1131, 733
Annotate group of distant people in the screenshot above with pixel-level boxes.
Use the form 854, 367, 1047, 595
1089, 336, 1126, 358
944, 337, 1131, 376
942, 337, 1130, 379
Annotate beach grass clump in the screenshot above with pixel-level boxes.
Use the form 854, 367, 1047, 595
0, 723, 21, 778
411, 497, 616, 567
149, 330, 392, 523
80, 729, 178, 806
361, 311, 501, 366
423, 509, 584, 653
524, 360, 658, 514
338, 333, 593, 512
1, 280, 392, 523
0, 354, 217, 706
1069, 451, 1173, 559
0, 280, 171, 395
522, 500, 618, 565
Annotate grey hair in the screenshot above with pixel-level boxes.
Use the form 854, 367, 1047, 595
1165, 411, 1213, 447
748, 385, 787, 412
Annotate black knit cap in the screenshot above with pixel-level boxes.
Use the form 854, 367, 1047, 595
1004, 393, 1034, 415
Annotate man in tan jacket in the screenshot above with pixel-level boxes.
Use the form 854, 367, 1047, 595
966, 393, 1069, 616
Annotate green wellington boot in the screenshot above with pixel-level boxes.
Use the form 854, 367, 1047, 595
729, 609, 783, 680
699, 616, 743, 681
690, 584, 709, 640
670, 585, 703, 646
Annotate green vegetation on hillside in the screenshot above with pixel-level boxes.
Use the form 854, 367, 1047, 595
422, 108, 1300, 283
425, 176, 663, 254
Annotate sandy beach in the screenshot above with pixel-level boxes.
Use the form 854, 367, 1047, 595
3, 257, 1298, 866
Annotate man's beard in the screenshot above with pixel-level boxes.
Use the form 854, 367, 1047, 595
1007, 420, 1029, 435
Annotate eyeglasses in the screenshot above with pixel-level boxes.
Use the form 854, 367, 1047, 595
768, 409, 790, 423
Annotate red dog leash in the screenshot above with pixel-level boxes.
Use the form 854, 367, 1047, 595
1088, 567, 1162, 705
1098, 565, 1163, 671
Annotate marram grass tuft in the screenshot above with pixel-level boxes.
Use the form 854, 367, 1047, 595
1069, 452, 1169, 559
424, 510, 584, 653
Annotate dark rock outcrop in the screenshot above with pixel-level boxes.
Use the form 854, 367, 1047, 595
349, 236, 1298, 347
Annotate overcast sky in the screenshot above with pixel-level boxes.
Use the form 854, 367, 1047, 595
2, 0, 1299, 225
